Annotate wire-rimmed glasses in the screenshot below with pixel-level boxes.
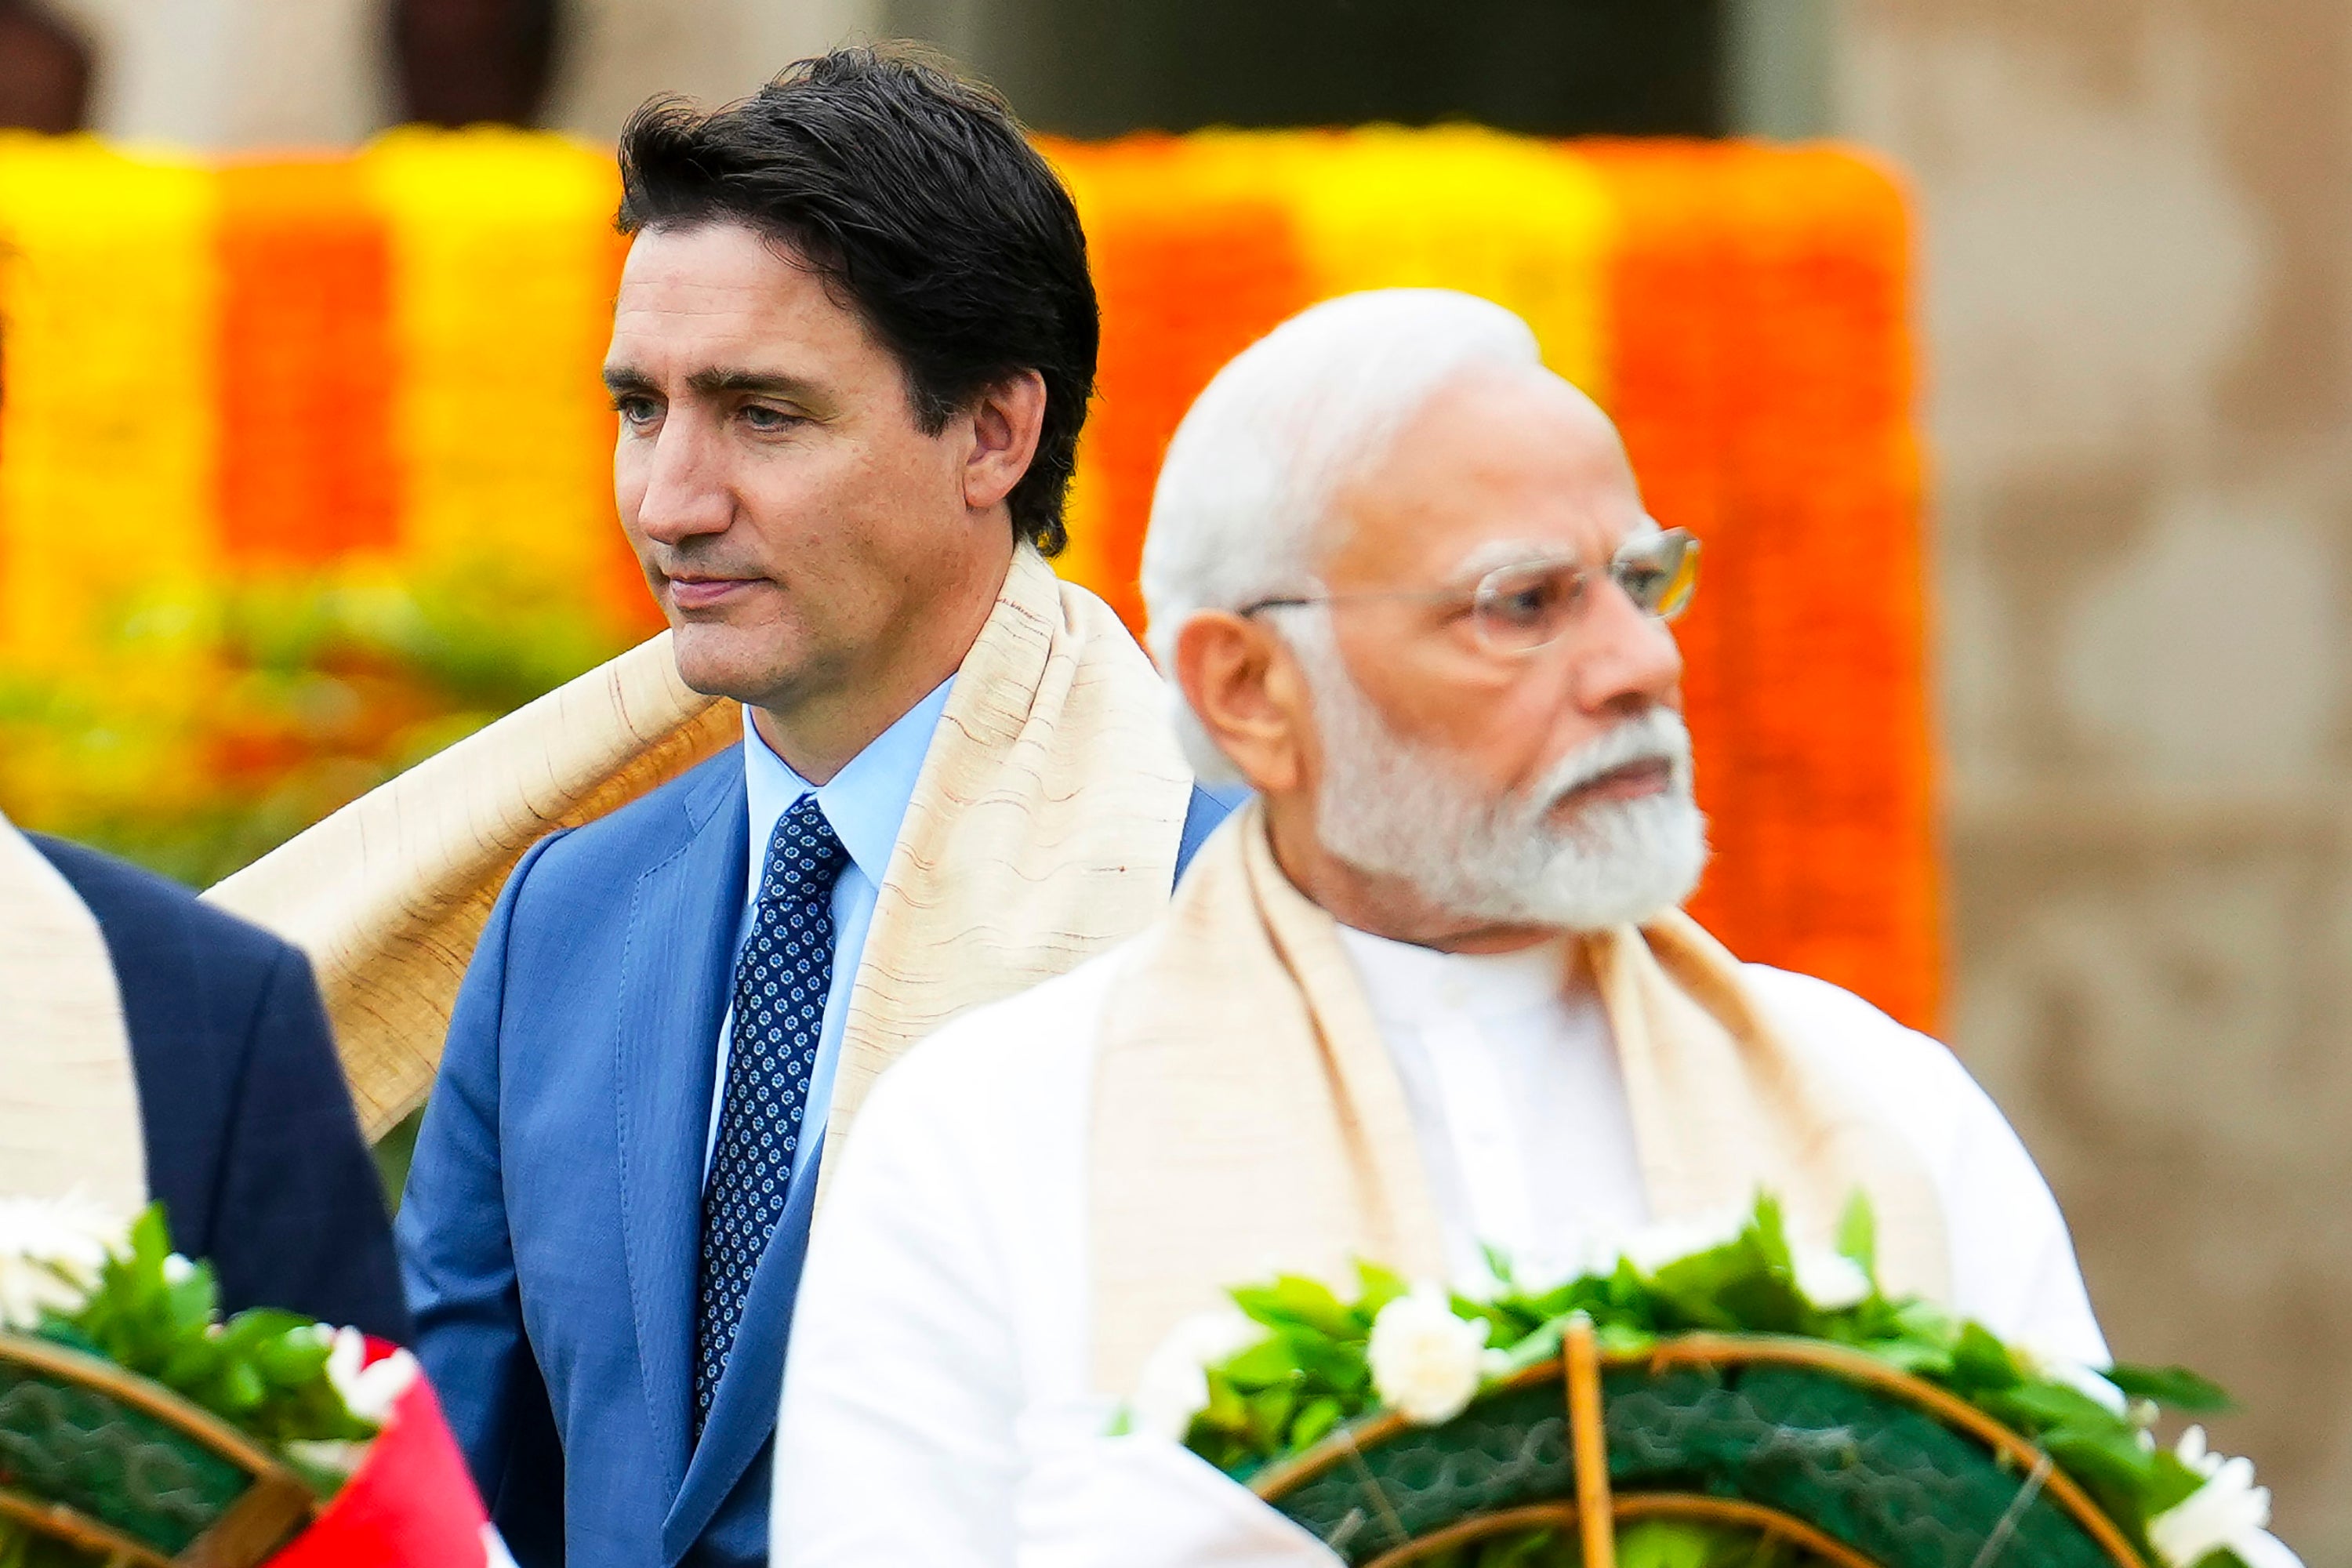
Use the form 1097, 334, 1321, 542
1239, 525, 1699, 658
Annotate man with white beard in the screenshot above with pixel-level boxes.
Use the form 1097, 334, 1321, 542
770, 289, 2107, 1565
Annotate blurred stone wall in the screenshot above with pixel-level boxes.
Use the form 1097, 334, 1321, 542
546, 0, 877, 140
1838, 0, 2352, 1552
49, 0, 880, 147
52, 0, 390, 145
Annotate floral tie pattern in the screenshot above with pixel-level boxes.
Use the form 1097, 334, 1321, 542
691, 793, 848, 1439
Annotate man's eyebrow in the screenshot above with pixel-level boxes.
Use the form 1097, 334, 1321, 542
1450, 538, 1570, 581
684, 366, 827, 401
597, 365, 830, 402
1447, 518, 1664, 580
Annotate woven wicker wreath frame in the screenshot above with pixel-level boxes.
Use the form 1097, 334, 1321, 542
0, 1332, 317, 1568
1250, 1323, 2149, 1568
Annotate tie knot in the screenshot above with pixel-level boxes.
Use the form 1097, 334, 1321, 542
757, 793, 849, 906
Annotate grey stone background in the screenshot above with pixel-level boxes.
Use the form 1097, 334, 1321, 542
1840, 2, 2352, 1554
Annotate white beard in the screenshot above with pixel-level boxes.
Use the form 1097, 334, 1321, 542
1289, 619, 1708, 931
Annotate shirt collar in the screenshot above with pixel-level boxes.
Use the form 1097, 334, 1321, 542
742, 677, 956, 902
1336, 924, 1580, 1025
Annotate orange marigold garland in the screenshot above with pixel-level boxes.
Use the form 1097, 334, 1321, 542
1709, 147, 1934, 1030
1584, 141, 1936, 1032
1578, 141, 1749, 957
216, 158, 397, 564
1045, 136, 1316, 630
361, 128, 646, 639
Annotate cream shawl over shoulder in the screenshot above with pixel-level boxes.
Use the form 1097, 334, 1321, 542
208, 548, 1198, 1167
0, 815, 146, 1210
1087, 804, 1950, 1392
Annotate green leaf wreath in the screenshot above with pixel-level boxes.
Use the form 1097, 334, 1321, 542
1138, 1196, 2265, 1568
0, 1200, 403, 1567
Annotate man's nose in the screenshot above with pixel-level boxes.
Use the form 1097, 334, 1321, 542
631, 419, 735, 546
1567, 579, 1685, 713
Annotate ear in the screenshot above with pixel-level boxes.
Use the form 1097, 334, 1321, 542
962, 368, 1047, 514
1172, 611, 1316, 796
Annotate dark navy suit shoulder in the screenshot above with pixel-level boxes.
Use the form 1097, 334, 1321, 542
34, 834, 292, 1002
27, 834, 409, 1341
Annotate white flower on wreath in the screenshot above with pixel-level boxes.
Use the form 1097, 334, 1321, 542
0, 1192, 125, 1330
286, 1327, 423, 1479
1367, 1287, 1489, 1426
1130, 1309, 1266, 1443
1791, 1248, 1872, 1312
325, 1326, 419, 1428
2147, 1425, 2303, 1568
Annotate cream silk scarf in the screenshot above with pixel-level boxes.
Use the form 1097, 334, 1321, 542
0, 814, 147, 1210
1087, 804, 1950, 1392
818, 549, 1196, 1196
207, 548, 1198, 1163
205, 626, 738, 1136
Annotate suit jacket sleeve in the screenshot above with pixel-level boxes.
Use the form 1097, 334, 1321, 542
397, 834, 566, 1560
26, 833, 409, 1341
210, 943, 414, 1344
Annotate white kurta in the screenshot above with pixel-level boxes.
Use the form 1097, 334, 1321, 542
772, 935, 2109, 1567
1338, 928, 1650, 1289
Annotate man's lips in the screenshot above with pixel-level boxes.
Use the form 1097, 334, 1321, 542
1559, 756, 1675, 808
665, 575, 759, 612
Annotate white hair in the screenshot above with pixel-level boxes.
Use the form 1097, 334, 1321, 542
1139, 289, 1544, 782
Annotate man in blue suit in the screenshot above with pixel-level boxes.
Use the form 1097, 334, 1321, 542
395, 48, 1233, 1568
24, 831, 410, 1341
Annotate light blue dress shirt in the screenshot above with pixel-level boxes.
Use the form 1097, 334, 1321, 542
705, 680, 956, 1187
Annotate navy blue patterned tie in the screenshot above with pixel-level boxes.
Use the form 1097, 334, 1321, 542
693, 792, 848, 1439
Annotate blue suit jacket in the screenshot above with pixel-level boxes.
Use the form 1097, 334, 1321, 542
398, 746, 1235, 1568
30, 835, 410, 1342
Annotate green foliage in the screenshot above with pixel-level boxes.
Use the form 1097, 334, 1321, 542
1407, 1518, 1828, 1568
2103, 1363, 2234, 1415
2, 568, 630, 887
1178, 1194, 2234, 1562
1184, 1264, 1399, 1472
29, 1207, 376, 1454
1834, 1190, 1877, 1279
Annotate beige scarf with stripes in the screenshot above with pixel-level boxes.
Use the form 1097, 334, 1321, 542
1087, 804, 1949, 1392
209, 547, 1199, 1175
0, 814, 147, 1211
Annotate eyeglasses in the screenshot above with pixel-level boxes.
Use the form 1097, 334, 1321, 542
1239, 525, 1699, 658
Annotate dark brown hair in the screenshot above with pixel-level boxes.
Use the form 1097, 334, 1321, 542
616, 46, 1098, 555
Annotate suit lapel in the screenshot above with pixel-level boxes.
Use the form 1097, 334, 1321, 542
612, 749, 746, 1511
662, 1127, 823, 1563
